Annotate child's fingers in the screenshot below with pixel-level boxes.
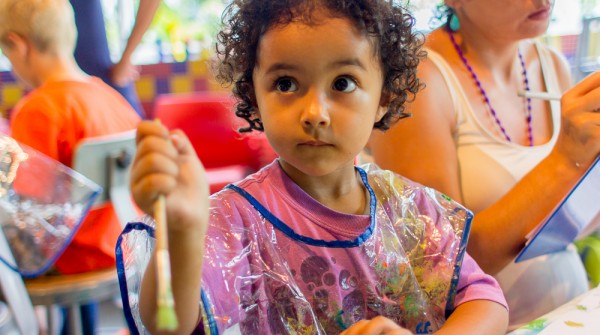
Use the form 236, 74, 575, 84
340, 319, 369, 335
135, 120, 170, 145
130, 149, 179, 186
131, 131, 179, 181
131, 123, 181, 211
131, 174, 177, 212
341, 316, 410, 335
130, 145, 179, 214
134, 131, 179, 163
135, 123, 195, 161
168, 129, 195, 156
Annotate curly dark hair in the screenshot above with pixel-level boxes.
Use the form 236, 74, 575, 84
215, 0, 425, 132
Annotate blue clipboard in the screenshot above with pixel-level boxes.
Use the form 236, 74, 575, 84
516, 156, 600, 263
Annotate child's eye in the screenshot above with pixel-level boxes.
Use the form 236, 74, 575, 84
275, 77, 298, 92
332, 76, 357, 93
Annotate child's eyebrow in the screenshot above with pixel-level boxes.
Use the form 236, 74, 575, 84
330, 58, 367, 71
264, 63, 300, 75
263, 58, 367, 75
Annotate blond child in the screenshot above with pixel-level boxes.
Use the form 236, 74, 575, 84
0, 0, 140, 333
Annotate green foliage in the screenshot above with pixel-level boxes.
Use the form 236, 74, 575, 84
150, 0, 224, 44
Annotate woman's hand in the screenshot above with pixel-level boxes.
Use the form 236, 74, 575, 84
109, 59, 140, 87
341, 316, 413, 335
553, 71, 600, 170
130, 120, 210, 233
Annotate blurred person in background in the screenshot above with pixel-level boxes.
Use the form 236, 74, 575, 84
70, 0, 160, 118
0, 0, 141, 333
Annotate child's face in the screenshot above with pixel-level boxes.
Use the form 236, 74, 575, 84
252, 15, 386, 178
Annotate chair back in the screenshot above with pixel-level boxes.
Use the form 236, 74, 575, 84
153, 92, 277, 193
154, 92, 276, 171
73, 130, 138, 226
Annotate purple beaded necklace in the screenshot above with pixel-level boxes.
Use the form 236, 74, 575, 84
447, 30, 533, 146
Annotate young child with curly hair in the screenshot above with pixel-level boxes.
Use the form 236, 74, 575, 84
119, 1, 509, 334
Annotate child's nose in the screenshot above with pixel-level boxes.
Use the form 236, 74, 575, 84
301, 92, 331, 128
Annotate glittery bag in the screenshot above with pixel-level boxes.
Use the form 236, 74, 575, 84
0, 136, 101, 278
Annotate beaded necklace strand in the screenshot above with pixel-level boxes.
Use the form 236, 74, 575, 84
447, 30, 533, 146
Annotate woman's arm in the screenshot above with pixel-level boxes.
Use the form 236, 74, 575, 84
462, 68, 600, 273
110, 0, 161, 87
371, 45, 600, 274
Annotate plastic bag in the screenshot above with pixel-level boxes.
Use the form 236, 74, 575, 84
0, 135, 101, 278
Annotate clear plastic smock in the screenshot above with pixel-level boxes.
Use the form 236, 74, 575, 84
117, 162, 472, 335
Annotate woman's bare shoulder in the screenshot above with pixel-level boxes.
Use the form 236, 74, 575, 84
531, 40, 573, 90
413, 30, 458, 123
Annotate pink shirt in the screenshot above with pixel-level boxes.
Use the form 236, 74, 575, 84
197, 161, 507, 334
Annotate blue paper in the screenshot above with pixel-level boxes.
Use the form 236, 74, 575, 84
516, 157, 600, 263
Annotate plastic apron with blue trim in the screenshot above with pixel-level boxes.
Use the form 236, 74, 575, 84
117, 162, 472, 334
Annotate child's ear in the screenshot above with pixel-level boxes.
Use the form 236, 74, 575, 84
375, 92, 390, 122
4, 32, 28, 55
375, 106, 387, 123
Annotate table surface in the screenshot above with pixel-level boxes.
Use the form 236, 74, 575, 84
509, 284, 600, 335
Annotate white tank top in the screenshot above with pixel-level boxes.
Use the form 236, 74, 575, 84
425, 43, 588, 330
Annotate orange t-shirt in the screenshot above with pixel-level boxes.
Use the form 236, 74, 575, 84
10, 77, 141, 274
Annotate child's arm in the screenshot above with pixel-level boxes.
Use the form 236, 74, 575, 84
433, 253, 508, 334
340, 299, 507, 335
434, 300, 508, 335
132, 120, 210, 334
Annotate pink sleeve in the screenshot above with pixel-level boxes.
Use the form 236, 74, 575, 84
454, 252, 508, 310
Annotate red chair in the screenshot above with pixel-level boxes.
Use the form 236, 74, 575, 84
153, 92, 276, 193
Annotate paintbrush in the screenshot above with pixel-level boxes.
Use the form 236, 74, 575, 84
518, 90, 561, 101
155, 194, 178, 330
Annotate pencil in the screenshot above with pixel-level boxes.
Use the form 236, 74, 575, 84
518, 90, 561, 101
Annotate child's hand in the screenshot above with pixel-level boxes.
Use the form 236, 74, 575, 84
553, 71, 600, 170
341, 316, 413, 335
131, 120, 210, 233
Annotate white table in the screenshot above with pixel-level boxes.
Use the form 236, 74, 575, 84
509, 284, 600, 334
